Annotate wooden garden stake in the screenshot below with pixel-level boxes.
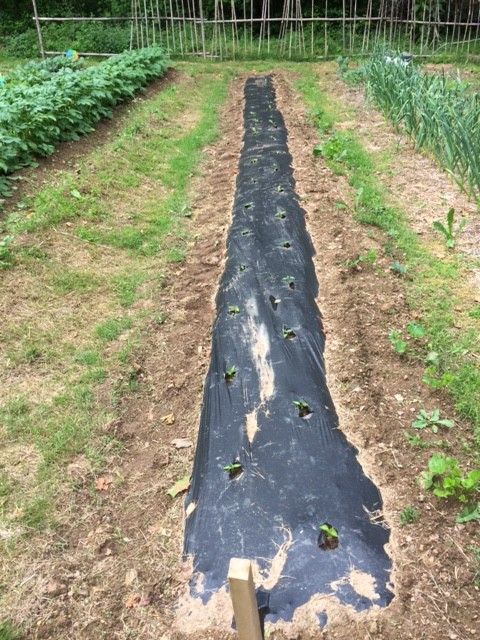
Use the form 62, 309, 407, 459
31, 0, 46, 59
228, 558, 262, 640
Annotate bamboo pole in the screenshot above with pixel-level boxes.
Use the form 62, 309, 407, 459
324, 0, 328, 56
32, 0, 46, 58
130, 0, 135, 49
169, 0, 176, 51
164, 0, 171, 52
198, 0, 206, 58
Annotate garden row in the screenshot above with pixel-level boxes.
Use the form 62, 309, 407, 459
341, 53, 480, 198
0, 55, 83, 89
0, 47, 169, 200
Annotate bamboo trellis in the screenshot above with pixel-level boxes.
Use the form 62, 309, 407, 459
33, 0, 480, 60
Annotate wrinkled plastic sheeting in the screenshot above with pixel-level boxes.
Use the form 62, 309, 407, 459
184, 76, 393, 623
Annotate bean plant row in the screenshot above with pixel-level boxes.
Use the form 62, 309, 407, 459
0, 47, 168, 199
349, 53, 480, 198
0, 56, 83, 90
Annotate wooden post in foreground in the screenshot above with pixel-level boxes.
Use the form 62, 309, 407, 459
228, 558, 263, 640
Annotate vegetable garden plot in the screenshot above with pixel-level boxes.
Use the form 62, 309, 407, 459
184, 76, 393, 626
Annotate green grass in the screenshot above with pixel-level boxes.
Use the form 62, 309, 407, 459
51, 269, 101, 294
94, 317, 132, 342
297, 68, 480, 443
0, 64, 232, 539
0, 620, 22, 640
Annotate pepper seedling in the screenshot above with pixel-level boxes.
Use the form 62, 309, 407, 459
223, 461, 243, 479
318, 523, 339, 550
228, 304, 240, 315
225, 366, 237, 382
282, 276, 295, 289
293, 399, 311, 418
283, 325, 296, 339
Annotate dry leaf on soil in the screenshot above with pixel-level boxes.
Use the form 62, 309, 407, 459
161, 413, 175, 425
95, 476, 112, 491
167, 476, 190, 498
171, 438, 193, 449
124, 568, 138, 586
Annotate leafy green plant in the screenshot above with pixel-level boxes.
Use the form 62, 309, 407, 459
420, 453, 480, 502
283, 325, 296, 339
406, 321, 426, 339
228, 304, 240, 315
282, 275, 295, 289
319, 523, 338, 538
456, 502, 480, 524
388, 330, 407, 355
432, 208, 466, 249
412, 409, 454, 433
223, 461, 243, 479
344, 248, 377, 271
293, 399, 311, 418
404, 431, 429, 448
0, 48, 169, 200
400, 505, 420, 525
318, 522, 339, 549
358, 54, 480, 197
224, 366, 237, 382
390, 261, 407, 276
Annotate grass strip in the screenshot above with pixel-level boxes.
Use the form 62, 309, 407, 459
296, 70, 480, 443
0, 67, 230, 539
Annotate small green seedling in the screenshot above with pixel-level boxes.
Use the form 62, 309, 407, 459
223, 461, 243, 479
228, 305, 240, 315
390, 261, 407, 276
388, 330, 407, 355
241, 229, 251, 236
282, 275, 295, 289
293, 400, 311, 418
432, 207, 466, 249
282, 241, 291, 248
276, 185, 285, 193
412, 409, 454, 433
420, 453, 480, 502
283, 325, 296, 339
404, 431, 429, 448
400, 505, 420, 525
318, 523, 339, 549
345, 249, 377, 271
275, 210, 286, 219
456, 503, 480, 524
239, 265, 246, 272
406, 321, 426, 339
225, 366, 237, 382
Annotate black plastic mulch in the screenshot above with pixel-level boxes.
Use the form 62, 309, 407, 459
184, 76, 393, 626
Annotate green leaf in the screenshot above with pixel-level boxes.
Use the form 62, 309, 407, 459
456, 503, 480, 523
70, 189, 82, 200
406, 322, 426, 339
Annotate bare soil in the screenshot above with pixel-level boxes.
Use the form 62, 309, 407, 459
1, 67, 479, 640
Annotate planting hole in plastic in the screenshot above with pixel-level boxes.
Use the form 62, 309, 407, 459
269, 295, 280, 310
318, 523, 339, 550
